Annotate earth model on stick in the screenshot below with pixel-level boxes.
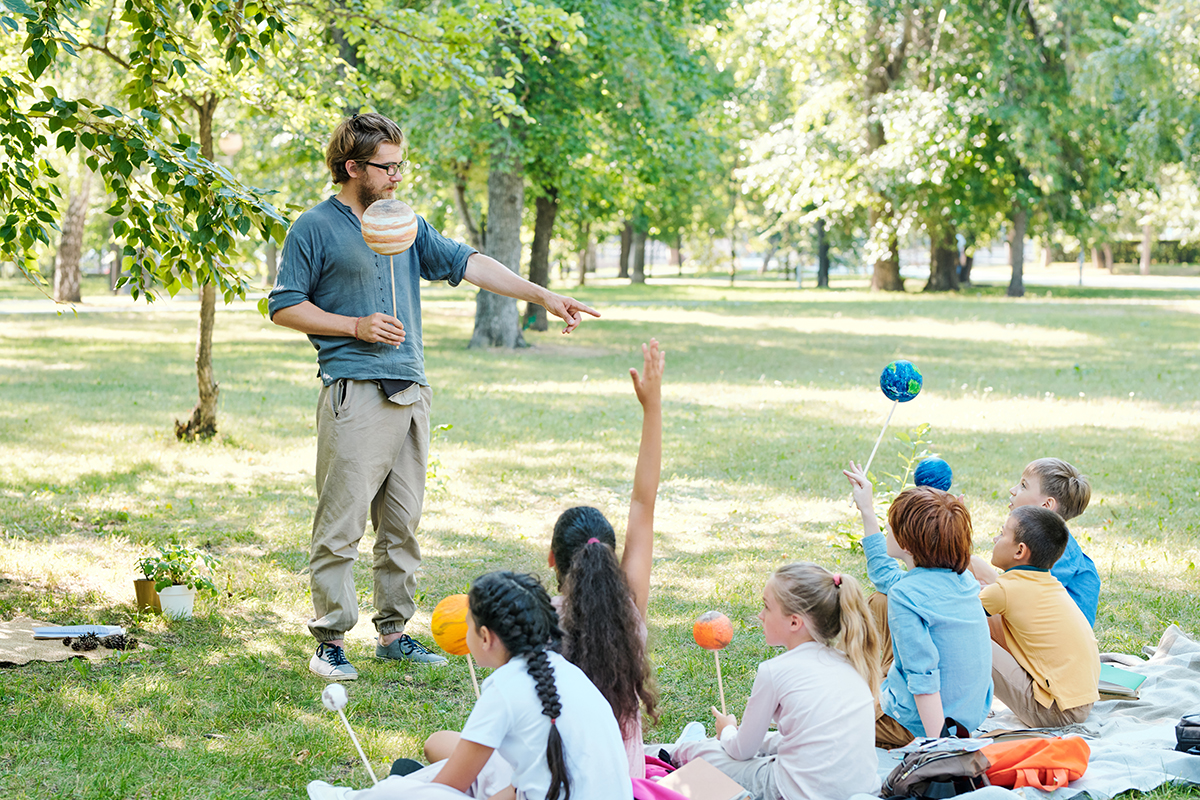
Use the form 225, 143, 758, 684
361, 199, 417, 255
880, 360, 923, 403
914, 457, 953, 491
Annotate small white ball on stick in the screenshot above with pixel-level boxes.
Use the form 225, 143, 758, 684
321, 683, 348, 711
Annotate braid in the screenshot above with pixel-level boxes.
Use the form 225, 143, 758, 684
469, 572, 570, 800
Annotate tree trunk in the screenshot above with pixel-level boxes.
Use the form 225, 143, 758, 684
631, 228, 647, 284
816, 219, 831, 288
469, 135, 526, 349
176, 94, 221, 441
524, 189, 558, 331
864, 14, 911, 293
959, 253, 974, 285
1103, 242, 1114, 272
925, 227, 960, 292
1139, 224, 1153, 275
759, 244, 777, 276
452, 167, 485, 252
672, 234, 682, 275
1006, 207, 1028, 297
586, 240, 596, 274
1092, 247, 1104, 271
264, 239, 278, 286
576, 221, 590, 287
53, 172, 92, 303
618, 220, 632, 279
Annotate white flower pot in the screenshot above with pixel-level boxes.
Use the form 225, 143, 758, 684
158, 585, 198, 620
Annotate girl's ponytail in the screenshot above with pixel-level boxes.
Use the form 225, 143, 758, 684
554, 507, 660, 738
771, 563, 881, 695
830, 574, 882, 696
469, 571, 571, 800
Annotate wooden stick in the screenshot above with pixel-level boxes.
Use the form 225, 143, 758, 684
389, 254, 399, 349
863, 399, 898, 476
715, 649, 727, 715
336, 708, 379, 785
467, 653, 480, 698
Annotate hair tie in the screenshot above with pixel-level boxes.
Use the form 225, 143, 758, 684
550, 718, 557, 725
832, 573, 842, 587
586, 537, 601, 545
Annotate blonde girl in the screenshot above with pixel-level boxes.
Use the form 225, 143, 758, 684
671, 564, 880, 800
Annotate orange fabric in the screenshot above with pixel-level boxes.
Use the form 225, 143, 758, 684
982, 737, 1090, 790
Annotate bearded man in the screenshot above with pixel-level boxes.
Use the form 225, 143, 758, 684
269, 113, 598, 680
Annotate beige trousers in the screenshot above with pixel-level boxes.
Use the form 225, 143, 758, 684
868, 592, 917, 748
990, 642, 1093, 728
308, 379, 432, 642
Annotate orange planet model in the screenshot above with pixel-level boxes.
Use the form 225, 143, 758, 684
431, 594, 470, 656
361, 199, 418, 255
693, 610, 733, 650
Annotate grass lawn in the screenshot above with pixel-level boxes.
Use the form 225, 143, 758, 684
1, 278, 1198, 799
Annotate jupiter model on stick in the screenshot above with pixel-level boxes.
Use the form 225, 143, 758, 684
361, 199, 419, 348
693, 610, 734, 714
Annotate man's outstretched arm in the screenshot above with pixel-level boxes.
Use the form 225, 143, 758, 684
464, 253, 599, 333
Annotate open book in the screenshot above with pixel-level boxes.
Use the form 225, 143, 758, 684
32, 625, 125, 640
1099, 663, 1147, 700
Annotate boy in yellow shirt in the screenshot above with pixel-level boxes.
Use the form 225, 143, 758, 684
981, 506, 1100, 728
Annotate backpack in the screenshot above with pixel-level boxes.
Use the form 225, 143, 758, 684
1176, 714, 1200, 755
980, 736, 1090, 790
880, 720, 991, 800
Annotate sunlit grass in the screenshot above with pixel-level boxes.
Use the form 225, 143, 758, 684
0, 279, 1198, 798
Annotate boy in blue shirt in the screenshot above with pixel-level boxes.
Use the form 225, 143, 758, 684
972, 458, 1099, 626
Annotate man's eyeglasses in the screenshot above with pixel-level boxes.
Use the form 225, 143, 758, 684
363, 160, 410, 177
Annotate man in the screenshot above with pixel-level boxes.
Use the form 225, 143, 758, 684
269, 113, 598, 680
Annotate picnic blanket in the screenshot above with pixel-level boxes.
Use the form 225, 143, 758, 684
855, 624, 1200, 800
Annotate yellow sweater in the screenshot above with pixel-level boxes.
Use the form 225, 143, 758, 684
980, 567, 1101, 710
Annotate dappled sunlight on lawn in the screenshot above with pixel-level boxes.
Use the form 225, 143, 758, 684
596, 306, 1099, 346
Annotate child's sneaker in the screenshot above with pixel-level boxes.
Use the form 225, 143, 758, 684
675, 720, 707, 744
309, 642, 358, 681
376, 634, 448, 665
307, 780, 353, 800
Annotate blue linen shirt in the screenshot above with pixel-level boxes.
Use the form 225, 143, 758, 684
864, 533, 994, 736
1051, 530, 1100, 627
267, 196, 475, 385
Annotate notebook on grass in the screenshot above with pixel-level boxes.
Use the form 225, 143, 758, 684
656, 758, 751, 800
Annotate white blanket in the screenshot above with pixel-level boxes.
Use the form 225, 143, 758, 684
856, 625, 1200, 800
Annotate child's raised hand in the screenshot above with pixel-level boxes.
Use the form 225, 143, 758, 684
843, 460, 875, 515
630, 338, 665, 408
711, 706, 737, 737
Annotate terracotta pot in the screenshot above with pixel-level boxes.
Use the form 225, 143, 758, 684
134, 578, 161, 613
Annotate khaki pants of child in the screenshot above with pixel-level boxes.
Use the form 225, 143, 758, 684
991, 642, 1093, 728
308, 379, 432, 643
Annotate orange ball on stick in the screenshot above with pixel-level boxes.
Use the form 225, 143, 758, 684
693, 611, 733, 650
431, 593, 479, 697
693, 611, 734, 714
431, 594, 470, 656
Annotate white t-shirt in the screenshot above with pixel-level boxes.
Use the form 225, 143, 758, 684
719, 641, 878, 800
461, 651, 633, 800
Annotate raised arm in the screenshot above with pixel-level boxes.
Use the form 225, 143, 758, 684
621, 339, 664, 620
463, 253, 599, 333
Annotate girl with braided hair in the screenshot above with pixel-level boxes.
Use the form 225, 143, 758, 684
427, 571, 632, 800
669, 564, 880, 800
548, 339, 664, 779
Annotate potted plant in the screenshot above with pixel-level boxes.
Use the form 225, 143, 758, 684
133, 555, 162, 613
137, 544, 220, 620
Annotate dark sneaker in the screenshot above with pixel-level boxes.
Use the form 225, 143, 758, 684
309, 642, 358, 681
390, 757, 425, 776
376, 634, 448, 665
